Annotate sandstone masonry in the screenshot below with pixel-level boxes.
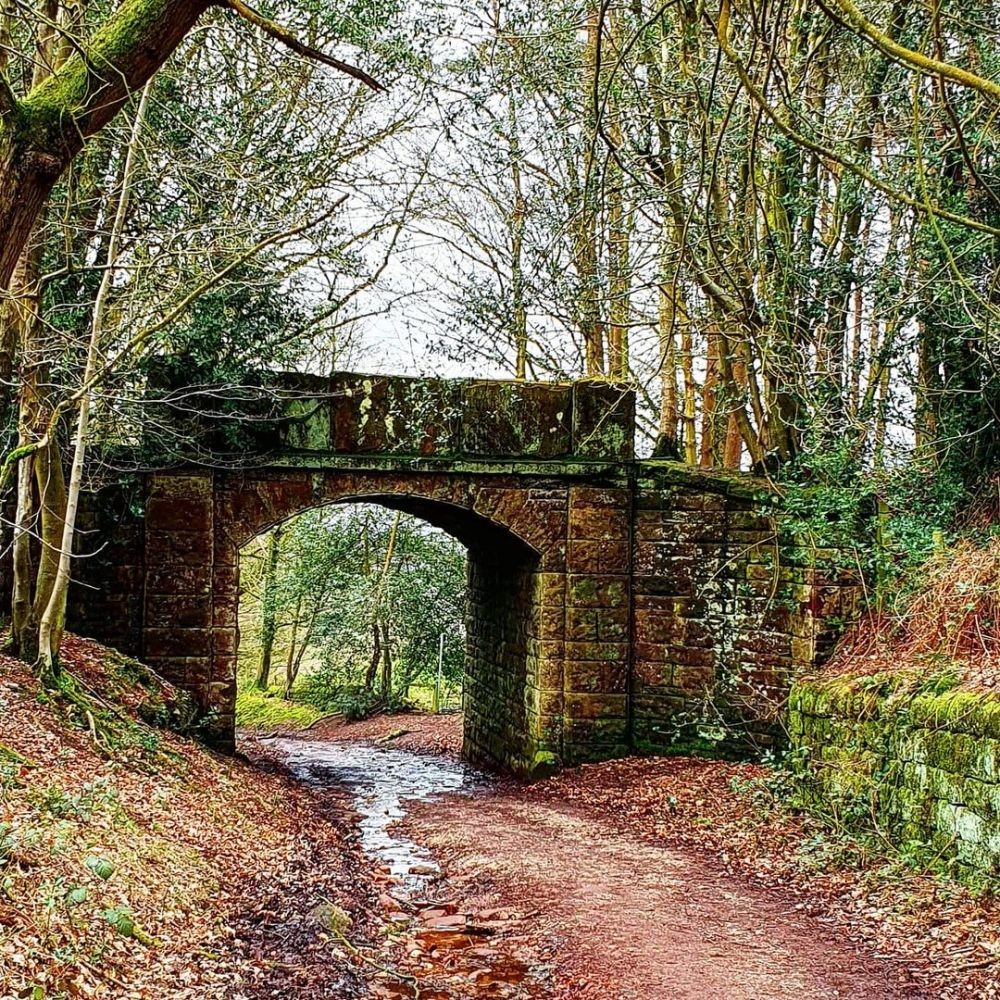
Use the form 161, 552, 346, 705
68, 373, 857, 774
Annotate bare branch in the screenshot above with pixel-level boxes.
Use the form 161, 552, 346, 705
823, 0, 1000, 105
223, 0, 385, 93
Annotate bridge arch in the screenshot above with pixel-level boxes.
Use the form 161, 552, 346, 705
140, 465, 632, 774
66, 375, 853, 774
232, 488, 543, 770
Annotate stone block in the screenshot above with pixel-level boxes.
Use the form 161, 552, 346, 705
534, 657, 564, 689
569, 486, 631, 509
145, 529, 214, 564
633, 659, 672, 686
534, 605, 566, 641
569, 506, 629, 541
145, 564, 212, 596
567, 575, 628, 609
564, 693, 628, 720
143, 627, 212, 659
534, 573, 566, 608
564, 661, 629, 694
145, 656, 211, 686
565, 640, 629, 665
525, 686, 563, 716
146, 497, 212, 534
567, 539, 630, 575
572, 381, 634, 460
462, 381, 572, 458
566, 606, 629, 642
329, 373, 464, 455
144, 593, 212, 629
671, 665, 714, 693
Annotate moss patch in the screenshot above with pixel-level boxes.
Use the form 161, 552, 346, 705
792, 674, 1000, 877
235, 686, 327, 731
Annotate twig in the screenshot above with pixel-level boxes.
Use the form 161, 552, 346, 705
225, 0, 384, 92
331, 925, 420, 996
303, 712, 344, 732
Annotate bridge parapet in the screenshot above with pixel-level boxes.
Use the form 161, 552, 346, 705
276, 374, 634, 463
143, 369, 634, 468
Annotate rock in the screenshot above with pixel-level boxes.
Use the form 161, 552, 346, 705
424, 913, 468, 930
408, 863, 438, 875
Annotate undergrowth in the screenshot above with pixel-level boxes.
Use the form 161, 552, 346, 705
235, 684, 327, 730
730, 740, 998, 898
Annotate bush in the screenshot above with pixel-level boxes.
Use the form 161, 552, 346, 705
295, 676, 408, 721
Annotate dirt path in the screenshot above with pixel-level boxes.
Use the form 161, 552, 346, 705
265, 715, 946, 997
404, 789, 919, 1000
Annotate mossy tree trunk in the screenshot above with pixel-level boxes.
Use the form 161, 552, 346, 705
0, 0, 211, 290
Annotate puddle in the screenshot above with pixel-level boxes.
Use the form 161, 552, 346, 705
270, 738, 476, 890
268, 737, 550, 998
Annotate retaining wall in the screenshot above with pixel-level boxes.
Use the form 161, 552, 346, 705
790, 677, 1000, 874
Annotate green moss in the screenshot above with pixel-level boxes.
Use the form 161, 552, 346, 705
235, 686, 327, 731
21, 0, 186, 144
528, 750, 560, 779
792, 674, 1000, 876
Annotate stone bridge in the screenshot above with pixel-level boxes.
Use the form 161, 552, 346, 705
71, 373, 858, 775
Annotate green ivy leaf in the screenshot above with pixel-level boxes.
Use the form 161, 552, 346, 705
65, 885, 88, 906
103, 907, 135, 937
85, 856, 115, 880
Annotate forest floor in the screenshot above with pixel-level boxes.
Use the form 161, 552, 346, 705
5, 647, 1000, 999
0, 639, 381, 999
275, 711, 1000, 1000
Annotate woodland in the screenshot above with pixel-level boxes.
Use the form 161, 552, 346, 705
3, 2, 1000, 997
0, 0, 998, 681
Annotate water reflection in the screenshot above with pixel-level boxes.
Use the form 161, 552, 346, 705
270, 738, 477, 889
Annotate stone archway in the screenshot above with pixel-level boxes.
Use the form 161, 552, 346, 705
67, 374, 860, 776
141, 468, 633, 775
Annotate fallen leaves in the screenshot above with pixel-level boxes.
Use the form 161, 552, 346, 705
0, 644, 376, 999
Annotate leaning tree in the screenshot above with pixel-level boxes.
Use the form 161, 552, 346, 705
0, 0, 379, 289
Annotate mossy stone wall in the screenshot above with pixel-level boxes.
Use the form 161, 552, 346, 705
65, 372, 863, 774
632, 463, 859, 754
790, 678, 1000, 874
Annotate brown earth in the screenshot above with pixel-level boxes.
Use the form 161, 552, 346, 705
301, 709, 465, 756
6, 643, 998, 1000
404, 792, 915, 1000
334, 713, 997, 1000
0, 643, 379, 999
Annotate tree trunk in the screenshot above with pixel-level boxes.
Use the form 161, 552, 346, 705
282, 594, 303, 697
576, 2, 605, 377
380, 620, 392, 699
365, 620, 381, 691
508, 87, 528, 380
36, 82, 151, 674
700, 330, 719, 468
11, 442, 35, 654
255, 526, 283, 691
606, 12, 629, 382
0, 0, 212, 290
287, 622, 313, 699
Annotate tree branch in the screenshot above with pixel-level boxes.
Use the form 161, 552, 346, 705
223, 0, 384, 92
0, 72, 16, 119
708, 1, 1000, 238
824, 0, 1000, 105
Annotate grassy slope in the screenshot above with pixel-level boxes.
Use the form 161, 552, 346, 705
0, 638, 371, 1000
235, 683, 327, 731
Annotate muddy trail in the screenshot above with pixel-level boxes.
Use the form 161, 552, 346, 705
262, 723, 925, 1000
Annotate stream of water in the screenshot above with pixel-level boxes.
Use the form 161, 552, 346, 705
270, 738, 478, 889
266, 737, 546, 998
